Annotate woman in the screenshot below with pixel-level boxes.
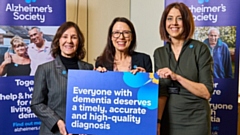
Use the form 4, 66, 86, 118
30, 22, 93, 135
154, 2, 213, 135
0, 36, 31, 76
95, 17, 152, 73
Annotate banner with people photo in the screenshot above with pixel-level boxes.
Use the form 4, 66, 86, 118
165, 0, 239, 134
0, 0, 66, 134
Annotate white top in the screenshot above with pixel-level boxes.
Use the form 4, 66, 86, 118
27, 40, 54, 76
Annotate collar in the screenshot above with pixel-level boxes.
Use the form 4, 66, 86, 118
165, 39, 191, 53
30, 40, 50, 51
203, 38, 223, 47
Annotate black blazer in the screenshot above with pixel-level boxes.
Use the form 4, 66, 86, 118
30, 56, 93, 135
95, 51, 153, 72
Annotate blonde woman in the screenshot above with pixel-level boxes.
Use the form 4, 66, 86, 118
0, 36, 31, 76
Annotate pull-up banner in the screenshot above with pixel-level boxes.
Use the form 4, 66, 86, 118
165, 0, 239, 135
0, 0, 66, 135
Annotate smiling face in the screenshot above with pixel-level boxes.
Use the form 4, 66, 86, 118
28, 28, 44, 47
10, 36, 27, 56
13, 43, 27, 56
111, 22, 132, 53
165, 7, 184, 40
59, 27, 79, 58
208, 30, 219, 46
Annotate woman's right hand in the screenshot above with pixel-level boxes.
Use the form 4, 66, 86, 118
57, 120, 68, 135
95, 66, 107, 72
3, 52, 12, 65
57, 120, 87, 135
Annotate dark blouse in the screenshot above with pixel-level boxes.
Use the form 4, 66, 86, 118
6, 63, 31, 76
154, 39, 213, 135
95, 51, 153, 72
59, 54, 79, 70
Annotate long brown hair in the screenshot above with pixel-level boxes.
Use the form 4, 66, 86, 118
51, 21, 86, 60
96, 17, 137, 66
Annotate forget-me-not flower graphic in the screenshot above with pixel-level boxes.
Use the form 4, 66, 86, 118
198, 0, 209, 4
25, 0, 37, 4
123, 72, 159, 110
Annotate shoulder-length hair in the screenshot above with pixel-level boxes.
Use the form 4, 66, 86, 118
97, 17, 137, 66
51, 21, 86, 60
159, 2, 195, 43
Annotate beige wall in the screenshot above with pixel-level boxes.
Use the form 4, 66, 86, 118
130, 0, 164, 70
66, 0, 88, 60
87, 0, 130, 64
66, 0, 130, 64
66, 0, 164, 67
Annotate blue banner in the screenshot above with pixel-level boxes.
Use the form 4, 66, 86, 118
66, 70, 159, 135
0, 0, 66, 134
0, 76, 40, 135
165, 0, 239, 134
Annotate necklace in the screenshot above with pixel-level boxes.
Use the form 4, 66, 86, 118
113, 57, 132, 71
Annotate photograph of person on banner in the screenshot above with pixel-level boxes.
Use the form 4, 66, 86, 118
30, 21, 93, 135
0, 35, 31, 76
154, 2, 213, 135
28, 26, 54, 76
0, 25, 58, 77
95, 17, 152, 73
194, 26, 235, 79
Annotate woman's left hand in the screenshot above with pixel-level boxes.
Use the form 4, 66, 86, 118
95, 66, 107, 72
130, 66, 146, 74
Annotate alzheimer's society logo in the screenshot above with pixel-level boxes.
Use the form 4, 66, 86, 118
25, 0, 36, 4
198, 0, 209, 4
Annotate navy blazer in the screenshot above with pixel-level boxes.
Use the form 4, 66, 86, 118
30, 56, 93, 135
95, 51, 153, 72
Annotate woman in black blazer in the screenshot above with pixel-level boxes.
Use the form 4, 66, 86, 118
95, 17, 152, 73
30, 22, 93, 135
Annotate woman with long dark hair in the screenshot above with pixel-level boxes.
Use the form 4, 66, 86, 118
95, 17, 152, 73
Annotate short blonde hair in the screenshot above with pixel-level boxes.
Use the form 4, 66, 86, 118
10, 36, 26, 48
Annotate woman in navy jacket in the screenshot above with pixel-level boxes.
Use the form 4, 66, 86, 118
95, 17, 152, 73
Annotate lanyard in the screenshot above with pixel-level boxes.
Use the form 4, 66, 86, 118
168, 45, 182, 73
167, 39, 190, 72
168, 43, 188, 86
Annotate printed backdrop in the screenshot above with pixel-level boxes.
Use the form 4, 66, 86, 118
0, 0, 66, 134
165, 0, 239, 135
